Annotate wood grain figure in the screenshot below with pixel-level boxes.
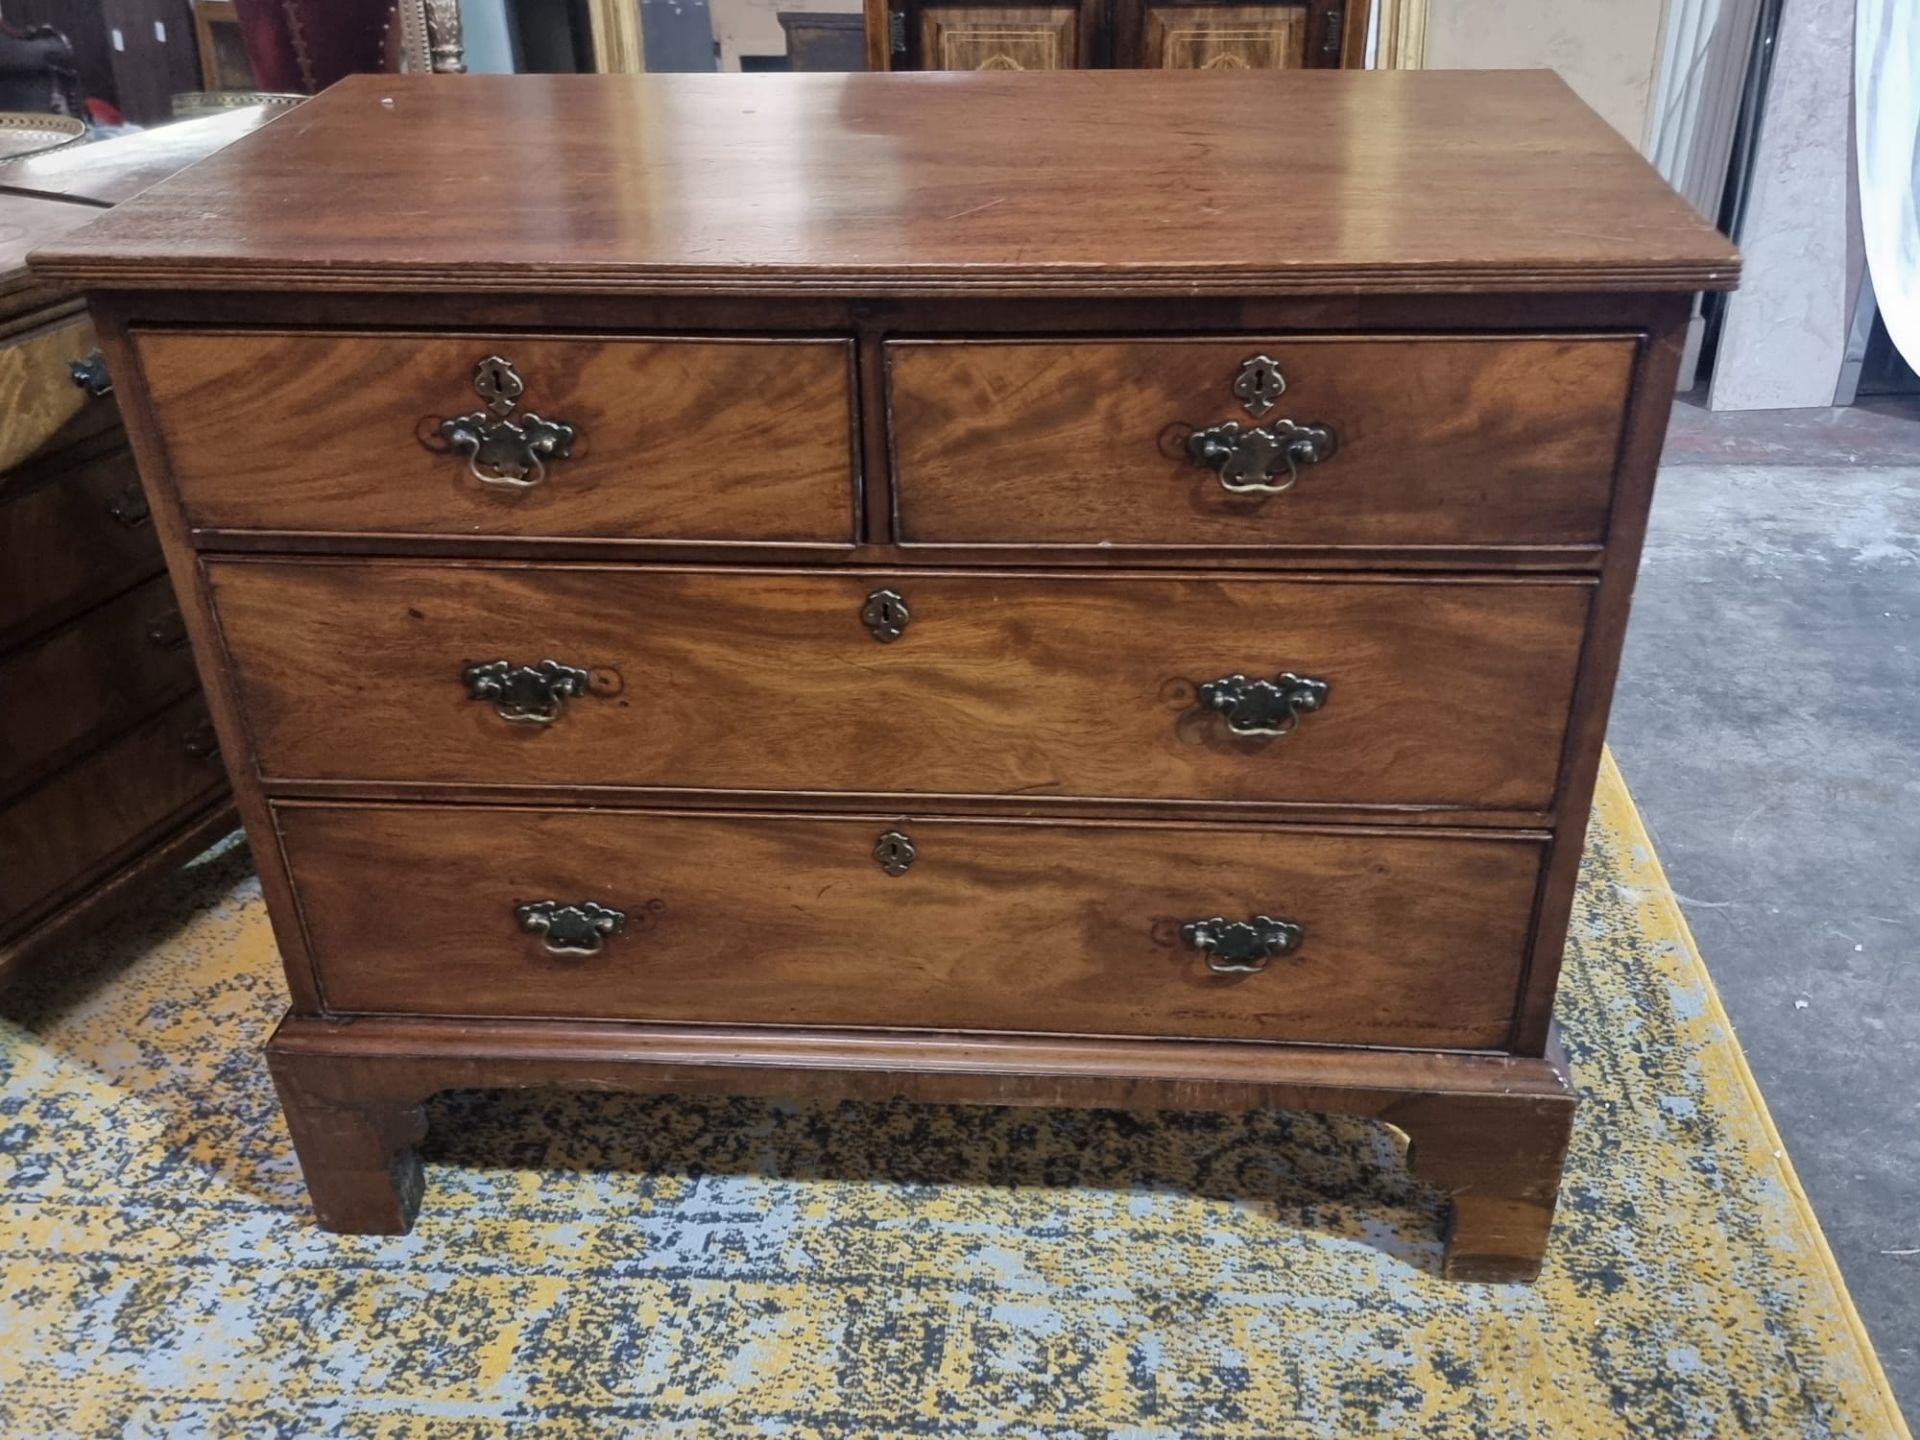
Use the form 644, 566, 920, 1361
278, 803, 1543, 1047
207, 561, 1591, 809
136, 331, 857, 543
888, 336, 1635, 548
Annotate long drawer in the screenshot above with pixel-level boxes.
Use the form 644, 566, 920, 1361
0, 446, 163, 647
0, 693, 225, 937
210, 561, 1592, 811
888, 335, 1638, 550
277, 803, 1543, 1048
133, 330, 857, 544
0, 572, 200, 802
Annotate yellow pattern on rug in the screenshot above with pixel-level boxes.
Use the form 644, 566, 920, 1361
0, 753, 1909, 1438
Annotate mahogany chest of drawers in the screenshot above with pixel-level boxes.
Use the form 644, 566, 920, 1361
33, 69, 1738, 1281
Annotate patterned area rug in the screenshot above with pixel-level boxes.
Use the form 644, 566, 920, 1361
0, 754, 1907, 1438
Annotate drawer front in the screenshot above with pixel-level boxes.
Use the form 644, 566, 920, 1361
0, 694, 225, 935
211, 562, 1590, 811
0, 313, 118, 474
0, 573, 201, 801
280, 804, 1541, 1048
888, 336, 1637, 549
134, 331, 857, 544
0, 447, 164, 646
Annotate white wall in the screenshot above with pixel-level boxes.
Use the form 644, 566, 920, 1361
1421, 0, 1670, 146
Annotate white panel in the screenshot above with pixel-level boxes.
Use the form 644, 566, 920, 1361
1856, 0, 1920, 369
1644, 0, 1761, 391
1709, 0, 1858, 412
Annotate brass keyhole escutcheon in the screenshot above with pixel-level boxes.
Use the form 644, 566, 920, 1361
471, 354, 526, 414
1231, 354, 1286, 417
874, 830, 916, 876
862, 588, 910, 643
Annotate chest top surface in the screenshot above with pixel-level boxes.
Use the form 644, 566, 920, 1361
29, 69, 1737, 299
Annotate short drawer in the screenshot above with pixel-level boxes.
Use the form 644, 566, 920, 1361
0, 573, 200, 802
0, 312, 118, 475
0, 693, 225, 936
133, 330, 857, 544
888, 336, 1637, 550
0, 446, 164, 648
210, 561, 1591, 811
279, 804, 1541, 1048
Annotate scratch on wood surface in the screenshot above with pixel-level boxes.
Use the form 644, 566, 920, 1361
944, 198, 1004, 221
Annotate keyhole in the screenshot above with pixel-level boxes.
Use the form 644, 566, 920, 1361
873, 830, 916, 876
1234, 354, 1285, 417
473, 355, 525, 414
862, 588, 911, 642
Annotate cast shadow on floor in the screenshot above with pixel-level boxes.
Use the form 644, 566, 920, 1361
415, 1084, 1454, 1277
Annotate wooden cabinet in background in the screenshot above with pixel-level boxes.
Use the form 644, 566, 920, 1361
914, 3, 1094, 70
875, 0, 1359, 70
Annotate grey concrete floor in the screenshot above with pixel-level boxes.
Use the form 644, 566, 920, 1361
1610, 394, 1920, 1422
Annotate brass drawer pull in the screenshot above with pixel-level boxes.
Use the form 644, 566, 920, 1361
1187, 352, 1337, 495
181, 720, 220, 759
432, 354, 577, 490
146, 610, 190, 650
515, 900, 626, 956
69, 349, 113, 398
461, 658, 593, 725
1182, 915, 1304, 974
1187, 418, 1337, 495
1198, 671, 1328, 737
107, 482, 151, 529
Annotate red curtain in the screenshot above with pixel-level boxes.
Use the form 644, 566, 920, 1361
230, 0, 396, 94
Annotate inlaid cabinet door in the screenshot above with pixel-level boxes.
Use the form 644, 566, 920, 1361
888, 0, 1351, 69
916, 5, 1086, 69
1114, 0, 1348, 68
1142, 3, 1307, 68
